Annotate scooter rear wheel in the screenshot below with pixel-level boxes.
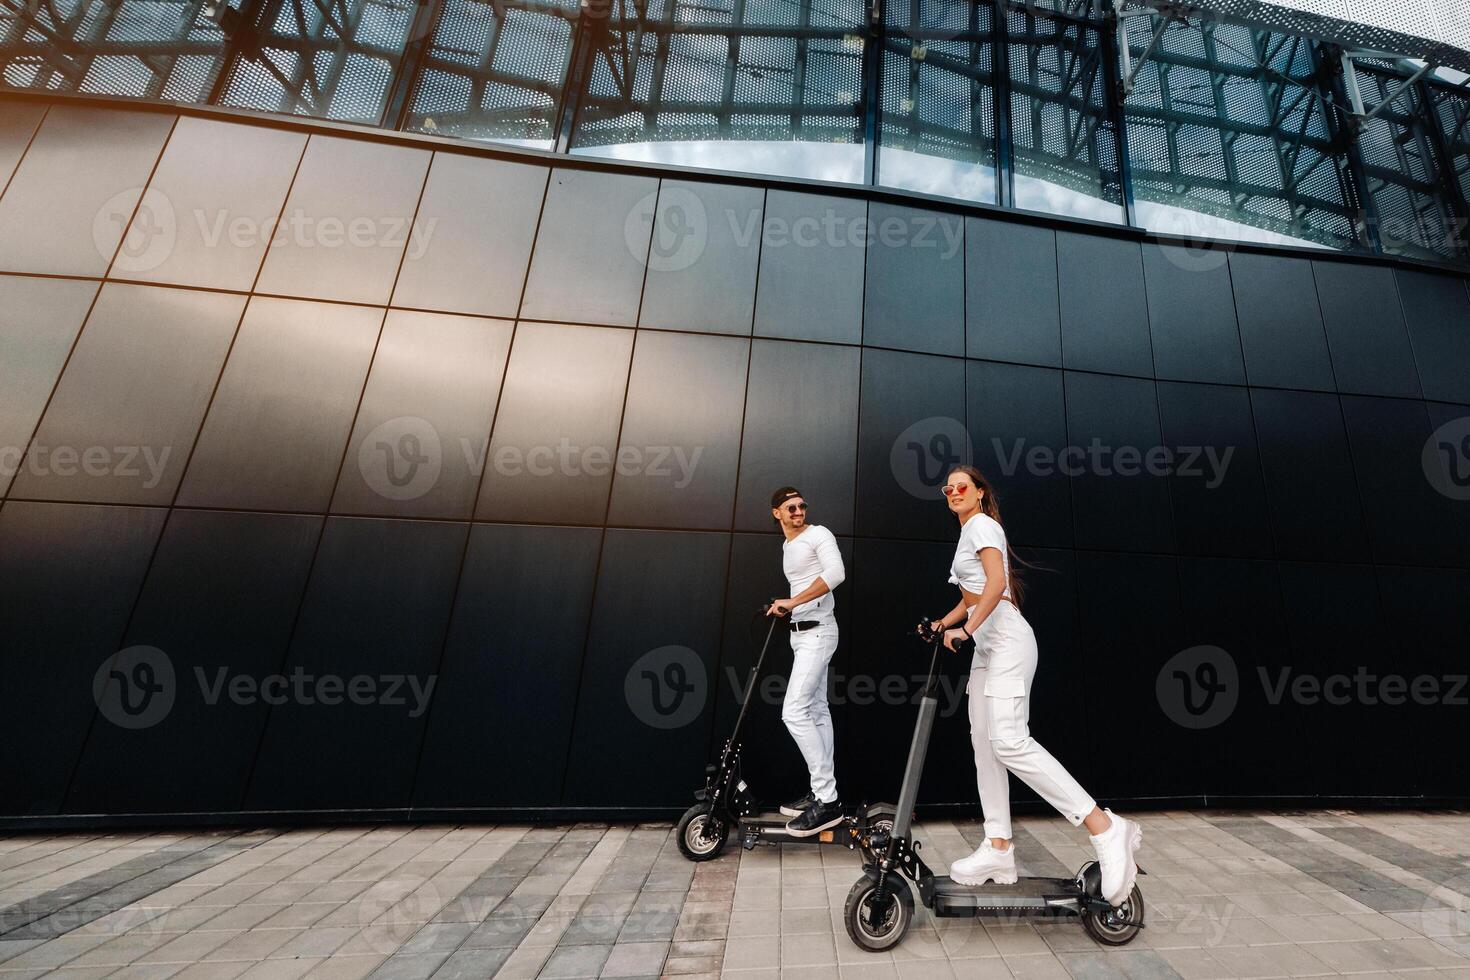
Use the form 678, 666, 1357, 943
843, 874, 913, 951
676, 803, 729, 861
1081, 882, 1145, 946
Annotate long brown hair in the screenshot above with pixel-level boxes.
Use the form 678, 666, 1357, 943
947, 465, 1042, 611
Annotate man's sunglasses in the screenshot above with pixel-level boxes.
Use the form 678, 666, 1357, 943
941, 484, 971, 497
782, 502, 808, 514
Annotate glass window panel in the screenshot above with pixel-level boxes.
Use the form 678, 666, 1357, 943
0, 0, 224, 99
1121, 19, 1359, 249
1351, 59, 1465, 261
877, 0, 998, 204
403, 0, 577, 148
214, 0, 416, 123
1007, 0, 1124, 223
569, 0, 867, 183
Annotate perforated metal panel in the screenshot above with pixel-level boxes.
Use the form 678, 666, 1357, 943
570, 0, 866, 156
214, 0, 415, 123
1121, 18, 1360, 249
877, 0, 998, 202
403, 0, 575, 146
1428, 82, 1470, 225
0, 0, 224, 98
1008, 0, 1125, 217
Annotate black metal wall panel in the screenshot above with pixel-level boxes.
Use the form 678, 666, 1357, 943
1424, 400, 1470, 559
122, 117, 307, 292
1155, 382, 1273, 559
12, 284, 243, 506
1056, 232, 1153, 377
177, 298, 382, 512
966, 360, 1073, 550
855, 347, 967, 541
477, 322, 634, 526
639, 181, 765, 336
862, 203, 965, 356
1074, 551, 1187, 799
0, 276, 98, 499
1228, 252, 1336, 392
753, 191, 866, 344
605, 331, 749, 530
965, 217, 1061, 367
1340, 395, 1462, 567
520, 168, 659, 327
391, 154, 549, 319
245, 517, 468, 811
254, 136, 432, 307
0, 501, 167, 815
331, 310, 514, 520
733, 340, 860, 535
1395, 270, 1470, 405
64, 510, 322, 815
1312, 261, 1423, 399
1062, 372, 1175, 555
414, 523, 602, 808
0, 107, 174, 277
561, 528, 730, 807
1141, 246, 1247, 385
1251, 388, 1369, 563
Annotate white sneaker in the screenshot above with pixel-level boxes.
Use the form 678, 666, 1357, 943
1089, 809, 1142, 907
948, 839, 1019, 886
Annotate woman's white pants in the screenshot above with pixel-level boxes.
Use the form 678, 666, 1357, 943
968, 600, 1095, 840
783, 623, 839, 804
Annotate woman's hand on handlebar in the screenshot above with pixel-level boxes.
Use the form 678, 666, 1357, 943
942, 627, 969, 652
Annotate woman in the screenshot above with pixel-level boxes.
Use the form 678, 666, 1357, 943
928, 465, 1141, 907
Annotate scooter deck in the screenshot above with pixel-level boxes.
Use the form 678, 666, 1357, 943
739, 803, 896, 848
929, 875, 1083, 917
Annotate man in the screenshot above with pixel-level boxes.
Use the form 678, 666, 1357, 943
768, 486, 846, 836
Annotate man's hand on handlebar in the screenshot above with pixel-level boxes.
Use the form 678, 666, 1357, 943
767, 599, 794, 618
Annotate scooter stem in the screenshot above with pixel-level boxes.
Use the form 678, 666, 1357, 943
726, 613, 782, 755
891, 634, 945, 840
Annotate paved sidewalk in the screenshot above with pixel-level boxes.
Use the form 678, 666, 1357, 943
1, 810, 1468, 978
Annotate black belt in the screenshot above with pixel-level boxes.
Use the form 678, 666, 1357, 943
789, 620, 823, 633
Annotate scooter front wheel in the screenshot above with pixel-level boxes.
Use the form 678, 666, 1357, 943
676, 803, 729, 862
1082, 882, 1145, 946
843, 874, 913, 951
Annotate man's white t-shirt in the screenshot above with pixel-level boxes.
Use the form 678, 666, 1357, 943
948, 513, 1011, 600
783, 524, 846, 623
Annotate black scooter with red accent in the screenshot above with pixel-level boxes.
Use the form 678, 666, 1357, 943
840, 620, 1145, 950
675, 604, 896, 861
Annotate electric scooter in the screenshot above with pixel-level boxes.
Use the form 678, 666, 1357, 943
840, 620, 1145, 949
676, 605, 896, 861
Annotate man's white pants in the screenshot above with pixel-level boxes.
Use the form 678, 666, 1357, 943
968, 600, 1095, 841
783, 623, 839, 804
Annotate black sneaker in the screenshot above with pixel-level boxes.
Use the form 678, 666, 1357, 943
785, 798, 844, 837
779, 792, 816, 817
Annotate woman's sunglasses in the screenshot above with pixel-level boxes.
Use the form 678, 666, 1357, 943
941, 484, 971, 497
